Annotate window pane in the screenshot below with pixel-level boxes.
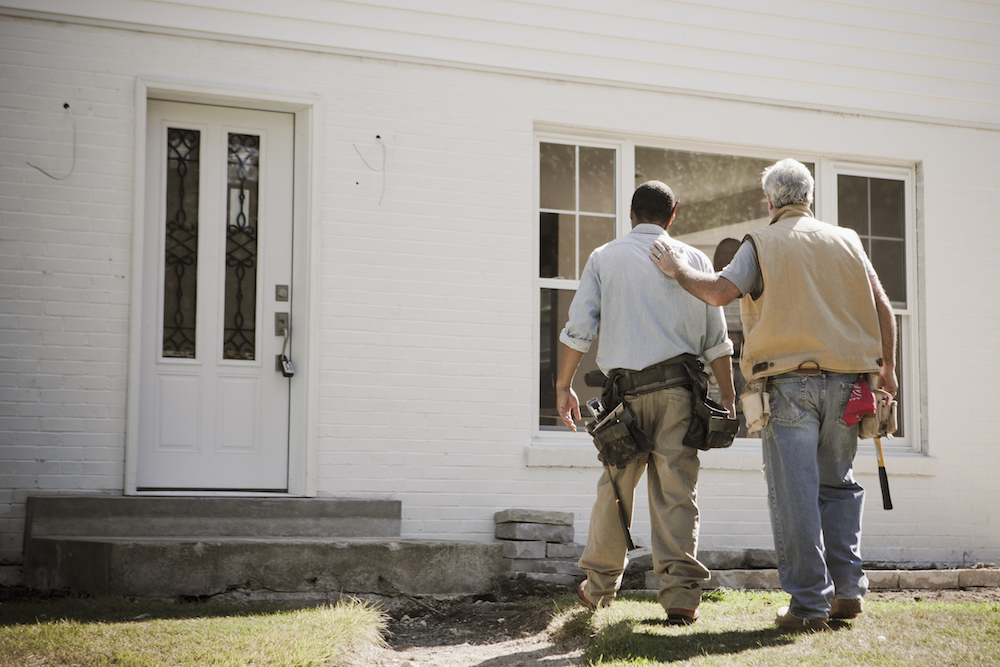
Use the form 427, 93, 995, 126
162, 128, 200, 359
634, 148, 805, 256
870, 178, 905, 238
540, 142, 576, 211
539, 288, 603, 430
872, 239, 906, 304
837, 174, 907, 306
579, 146, 616, 214
223, 133, 260, 361
837, 175, 869, 238
579, 215, 614, 265
539, 212, 576, 279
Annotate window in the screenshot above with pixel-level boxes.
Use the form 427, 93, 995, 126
834, 168, 915, 443
536, 137, 917, 448
538, 141, 619, 430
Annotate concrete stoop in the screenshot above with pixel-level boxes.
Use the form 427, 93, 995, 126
26, 536, 503, 599
23, 496, 500, 599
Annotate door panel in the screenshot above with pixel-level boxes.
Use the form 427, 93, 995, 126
138, 101, 294, 491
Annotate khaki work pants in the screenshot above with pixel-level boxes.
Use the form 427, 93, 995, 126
577, 386, 710, 611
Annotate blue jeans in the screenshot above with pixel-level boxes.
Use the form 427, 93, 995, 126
762, 372, 868, 620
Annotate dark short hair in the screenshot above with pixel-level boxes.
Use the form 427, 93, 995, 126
631, 181, 676, 224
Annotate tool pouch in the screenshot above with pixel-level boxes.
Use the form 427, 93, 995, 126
586, 400, 655, 468
680, 358, 739, 450
860, 388, 898, 439
739, 380, 770, 434
686, 394, 740, 450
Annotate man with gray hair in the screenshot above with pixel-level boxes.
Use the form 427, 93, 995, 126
649, 158, 897, 631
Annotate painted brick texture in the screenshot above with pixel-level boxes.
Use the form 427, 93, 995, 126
0, 10, 998, 579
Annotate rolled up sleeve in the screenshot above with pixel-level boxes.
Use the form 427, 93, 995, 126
702, 301, 734, 363
559, 255, 601, 354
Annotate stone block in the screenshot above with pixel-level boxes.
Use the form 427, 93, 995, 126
698, 549, 744, 570
494, 509, 574, 526
547, 542, 584, 559
899, 570, 960, 590
744, 549, 778, 569
504, 572, 580, 586
505, 558, 581, 576
501, 540, 546, 559
704, 569, 782, 590
958, 568, 1000, 588
866, 569, 900, 590
495, 522, 573, 543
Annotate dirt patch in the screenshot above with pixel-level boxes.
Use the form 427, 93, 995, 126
362, 577, 586, 666
362, 580, 1000, 667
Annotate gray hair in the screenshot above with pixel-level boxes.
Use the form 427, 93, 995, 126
761, 159, 814, 208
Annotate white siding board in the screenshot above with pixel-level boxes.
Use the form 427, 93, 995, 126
3, 0, 998, 128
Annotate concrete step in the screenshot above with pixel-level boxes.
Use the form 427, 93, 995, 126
25, 536, 503, 599
25, 496, 401, 539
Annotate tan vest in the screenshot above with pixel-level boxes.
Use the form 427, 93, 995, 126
739, 206, 883, 382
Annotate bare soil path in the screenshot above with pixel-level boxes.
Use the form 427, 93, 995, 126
361, 581, 1000, 667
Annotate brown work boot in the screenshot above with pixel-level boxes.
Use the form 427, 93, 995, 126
577, 580, 596, 608
775, 606, 829, 632
666, 608, 699, 625
829, 597, 864, 619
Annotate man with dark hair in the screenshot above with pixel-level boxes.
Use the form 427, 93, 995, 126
558, 180, 735, 623
650, 159, 897, 631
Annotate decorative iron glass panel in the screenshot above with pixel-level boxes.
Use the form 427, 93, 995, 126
162, 128, 200, 358
223, 133, 260, 360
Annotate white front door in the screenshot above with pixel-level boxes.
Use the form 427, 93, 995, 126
137, 101, 294, 491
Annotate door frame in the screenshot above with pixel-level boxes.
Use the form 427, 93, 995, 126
125, 77, 321, 497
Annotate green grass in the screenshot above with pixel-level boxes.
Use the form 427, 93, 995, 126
563, 589, 1000, 666
0, 596, 387, 667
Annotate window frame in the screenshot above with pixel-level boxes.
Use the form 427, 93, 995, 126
821, 160, 919, 452
532, 135, 921, 456
534, 134, 628, 439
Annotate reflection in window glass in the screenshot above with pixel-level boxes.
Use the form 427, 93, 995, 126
539, 143, 576, 211
633, 148, 815, 437
539, 288, 603, 429
539, 212, 576, 279
579, 147, 616, 214
837, 175, 906, 305
538, 143, 617, 282
579, 216, 615, 263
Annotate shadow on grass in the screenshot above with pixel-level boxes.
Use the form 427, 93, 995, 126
586, 618, 856, 663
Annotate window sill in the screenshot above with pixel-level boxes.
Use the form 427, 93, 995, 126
525, 438, 938, 476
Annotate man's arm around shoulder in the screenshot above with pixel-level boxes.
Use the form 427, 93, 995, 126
649, 240, 742, 307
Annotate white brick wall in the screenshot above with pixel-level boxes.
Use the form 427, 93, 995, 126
0, 9, 998, 580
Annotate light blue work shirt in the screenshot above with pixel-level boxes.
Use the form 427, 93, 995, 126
560, 224, 733, 375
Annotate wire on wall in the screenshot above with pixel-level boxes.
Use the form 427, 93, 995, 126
352, 135, 386, 205
28, 103, 76, 181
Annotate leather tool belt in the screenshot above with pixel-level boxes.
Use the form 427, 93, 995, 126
589, 354, 737, 459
